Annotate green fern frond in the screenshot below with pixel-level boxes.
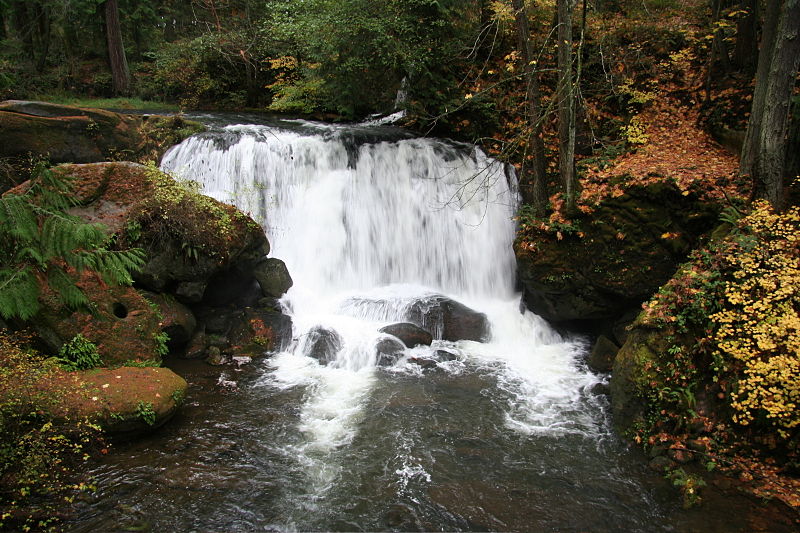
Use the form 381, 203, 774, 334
0, 268, 40, 320
47, 266, 90, 311
0, 194, 38, 243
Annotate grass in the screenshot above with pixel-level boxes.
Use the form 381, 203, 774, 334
30, 94, 180, 112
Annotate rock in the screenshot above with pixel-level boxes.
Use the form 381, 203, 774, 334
409, 357, 438, 370
0, 100, 203, 164
205, 346, 229, 366
33, 270, 164, 365
610, 328, 666, 433
587, 335, 619, 373
72, 366, 187, 436
589, 382, 611, 396
0, 100, 205, 163
227, 308, 293, 357
375, 337, 405, 366
516, 182, 720, 327
253, 258, 294, 298
379, 322, 433, 347
303, 326, 343, 365
175, 281, 206, 304
435, 349, 459, 361
648, 456, 675, 473
668, 446, 694, 464
406, 295, 490, 342
142, 292, 197, 348
184, 329, 208, 359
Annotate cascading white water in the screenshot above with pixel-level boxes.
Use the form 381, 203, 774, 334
162, 121, 601, 496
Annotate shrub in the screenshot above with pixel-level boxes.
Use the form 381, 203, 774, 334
57, 334, 102, 371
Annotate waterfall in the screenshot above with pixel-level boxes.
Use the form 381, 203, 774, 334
161, 119, 600, 497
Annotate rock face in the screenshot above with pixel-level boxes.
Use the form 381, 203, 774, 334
516, 183, 719, 338
379, 323, 433, 347
0, 100, 204, 165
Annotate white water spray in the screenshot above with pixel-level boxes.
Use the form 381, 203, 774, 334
162, 120, 600, 492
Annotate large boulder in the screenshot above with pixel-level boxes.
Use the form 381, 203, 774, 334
379, 323, 433, 347
516, 182, 719, 332
0, 100, 204, 164
375, 336, 406, 366
50, 162, 270, 302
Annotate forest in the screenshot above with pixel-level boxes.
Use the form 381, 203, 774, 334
1, 0, 799, 531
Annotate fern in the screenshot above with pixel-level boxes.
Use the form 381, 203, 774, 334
0, 164, 147, 321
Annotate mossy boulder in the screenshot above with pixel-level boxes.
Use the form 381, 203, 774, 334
142, 292, 197, 348
33, 270, 164, 366
53, 161, 270, 301
0, 100, 203, 164
71, 366, 187, 436
516, 182, 719, 334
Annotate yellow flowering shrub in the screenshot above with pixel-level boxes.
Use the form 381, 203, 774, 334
710, 201, 800, 437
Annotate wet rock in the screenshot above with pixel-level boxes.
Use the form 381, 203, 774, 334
228, 308, 293, 357
205, 346, 230, 366
303, 326, 343, 365
376, 337, 405, 366
587, 335, 619, 373
184, 329, 208, 359
379, 322, 433, 347
253, 258, 294, 298
589, 382, 611, 396
409, 357, 438, 370
406, 295, 490, 342
435, 349, 459, 362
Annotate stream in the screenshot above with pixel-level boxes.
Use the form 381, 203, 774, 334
68, 114, 784, 532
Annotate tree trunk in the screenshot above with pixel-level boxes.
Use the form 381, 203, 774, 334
512, 0, 548, 215
557, 0, 578, 215
101, 0, 130, 96
733, 0, 758, 74
747, 0, 800, 209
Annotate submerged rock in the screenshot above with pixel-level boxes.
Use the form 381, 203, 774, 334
379, 322, 433, 347
375, 336, 405, 366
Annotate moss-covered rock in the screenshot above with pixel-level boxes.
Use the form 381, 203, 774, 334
516, 182, 720, 335
610, 327, 666, 432
33, 270, 164, 366
0, 100, 203, 165
70, 366, 187, 436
